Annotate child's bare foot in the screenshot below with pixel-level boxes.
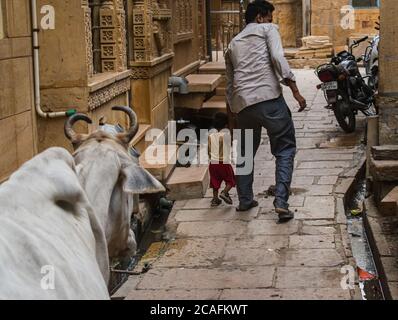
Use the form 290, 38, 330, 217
211, 198, 222, 207
220, 191, 233, 205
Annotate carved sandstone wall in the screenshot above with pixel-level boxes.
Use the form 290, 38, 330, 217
311, 0, 379, 48
36, 0, 131, 152
378, 1, 398, 145
0, 0, 37, 182
272, 0, 303, 47
128, 0, 173, 131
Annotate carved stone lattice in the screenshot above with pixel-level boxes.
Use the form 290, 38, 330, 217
99, 1, 117, 72
175, 0, 194, 43
131, 0, 172, 63
95, 0, 128, 73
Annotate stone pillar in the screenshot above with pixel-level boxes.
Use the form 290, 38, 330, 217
377, 0, 398, 144
129, 0, 173, 130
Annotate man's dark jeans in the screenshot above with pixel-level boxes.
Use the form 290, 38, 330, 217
236, 95, 296, 210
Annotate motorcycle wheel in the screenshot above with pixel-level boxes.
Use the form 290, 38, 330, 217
334, 99, 356, 133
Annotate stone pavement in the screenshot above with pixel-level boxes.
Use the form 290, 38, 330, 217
119, 69, 366, 300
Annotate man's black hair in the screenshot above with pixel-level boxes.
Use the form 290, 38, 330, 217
245, 0, 275, 24
213, 112, 228, 131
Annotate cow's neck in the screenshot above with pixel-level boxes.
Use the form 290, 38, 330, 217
76, 156, 120, 238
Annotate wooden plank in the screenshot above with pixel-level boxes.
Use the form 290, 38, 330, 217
372, 145, 398, 161
380, 186, 398, 216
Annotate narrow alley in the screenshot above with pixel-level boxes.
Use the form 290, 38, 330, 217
116, 69, 367, 300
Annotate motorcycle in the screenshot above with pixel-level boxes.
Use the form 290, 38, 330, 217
315, 36, 376, 133
363, 21, 380, 90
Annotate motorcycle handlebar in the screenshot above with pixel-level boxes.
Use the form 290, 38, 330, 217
354, 36, 369, 45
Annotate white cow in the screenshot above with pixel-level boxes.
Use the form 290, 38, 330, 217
0, 107, 165, 299
0, 147, 109, 299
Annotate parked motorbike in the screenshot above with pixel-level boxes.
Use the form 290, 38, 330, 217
363, 21, 380, 90
315, 36, 376, 133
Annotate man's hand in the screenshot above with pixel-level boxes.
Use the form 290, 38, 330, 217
293, 91, 307, 112
285, 79, 307, 112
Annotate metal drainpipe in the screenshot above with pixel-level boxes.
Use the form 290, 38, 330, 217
30, 0, 76, 118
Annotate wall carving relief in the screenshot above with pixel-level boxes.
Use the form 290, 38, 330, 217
88, 77, 130, 110
131, 0, 173, 76
175, 0, 194, 43
84, 0, 128, 74
82, 1, 94, 77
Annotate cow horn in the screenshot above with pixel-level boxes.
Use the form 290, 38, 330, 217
64, 113, 93, 143
112, 106, 139, 144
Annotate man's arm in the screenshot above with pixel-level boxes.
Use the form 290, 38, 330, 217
225, 49, 234, 108
225, 49, 238, 127
266, 25, 307, 112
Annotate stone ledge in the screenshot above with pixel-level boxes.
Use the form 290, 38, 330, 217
199, 61, 226, 75
372, 145, 398, 161
186, 74, 223, 93
364, 197, 398, 300
88, 70, 132, 93
370, 157, 398, 181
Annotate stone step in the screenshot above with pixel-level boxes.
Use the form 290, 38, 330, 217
174, 92, 207, 109
370, 158, 398, 182
166, 165, 210, 201
186, 74, 223, 93
139, 145, 178, 182
202, 95, 227, 110
372, 145, 398, 161
215, 87, 226, 96
198, 61, 226, 75
130, 124, 151, 154
380, 186, 398, 216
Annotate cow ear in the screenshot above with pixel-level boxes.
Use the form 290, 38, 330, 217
122, 165, 166, 194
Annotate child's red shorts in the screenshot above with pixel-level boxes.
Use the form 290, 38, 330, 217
209, 163, 236, 190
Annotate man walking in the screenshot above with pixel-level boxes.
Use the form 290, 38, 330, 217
225, 0, 307, 223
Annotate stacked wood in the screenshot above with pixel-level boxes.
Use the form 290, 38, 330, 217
295, 36, 333, 59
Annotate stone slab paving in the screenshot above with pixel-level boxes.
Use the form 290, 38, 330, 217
121, 69, 366, 300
